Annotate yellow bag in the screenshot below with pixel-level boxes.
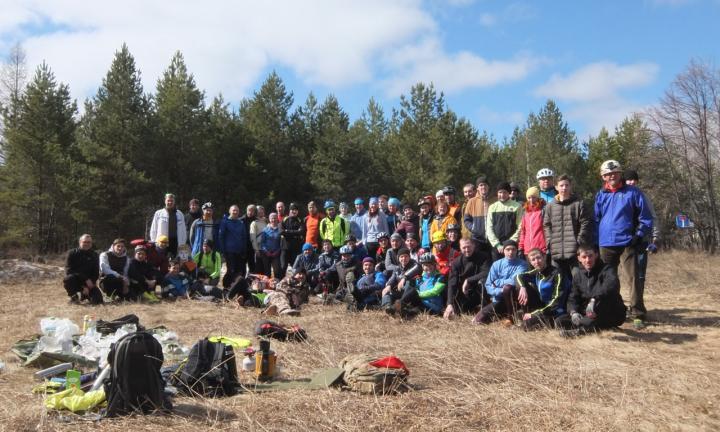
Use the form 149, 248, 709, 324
44, 387, 106, 412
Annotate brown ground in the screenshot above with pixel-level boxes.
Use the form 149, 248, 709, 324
0, 251, 718, 431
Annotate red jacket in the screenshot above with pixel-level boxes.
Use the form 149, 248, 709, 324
432, 245, 460, 276
519, 200, 547, 253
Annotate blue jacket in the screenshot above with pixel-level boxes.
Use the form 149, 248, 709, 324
350, 210, 365, 239
415, 272, 446, 313
485, 257, 528, 302
594, 183, 653, 247
218, 215, 247, 255
260, 225, 282, 254
357, 271, 386, 294
540, 187, 557, 204
190, 219, 219, 256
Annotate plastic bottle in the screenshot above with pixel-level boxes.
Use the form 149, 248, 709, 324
34, 362, 73, 381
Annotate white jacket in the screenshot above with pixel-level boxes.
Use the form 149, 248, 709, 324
149, 208, 188, 244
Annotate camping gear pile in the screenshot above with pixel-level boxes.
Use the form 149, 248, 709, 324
13, 314, 411, 420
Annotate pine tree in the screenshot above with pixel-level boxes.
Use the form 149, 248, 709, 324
154, 51, 206, 200
74, 44, 154, 243
239, 71, 295, 203
310, 95, 351, 199
0, 63, 77, 252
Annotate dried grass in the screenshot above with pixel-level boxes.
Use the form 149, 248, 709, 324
0, 251, 719, 431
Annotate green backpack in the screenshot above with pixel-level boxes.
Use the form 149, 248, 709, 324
339, 353, 410, 395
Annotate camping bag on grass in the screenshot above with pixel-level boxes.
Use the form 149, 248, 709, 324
340, 353, 410, 395
172, 338, 239, 397
254, 319, 307, 342
104, 331, 170, 417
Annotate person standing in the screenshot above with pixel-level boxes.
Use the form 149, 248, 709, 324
536, 168, 558, 204
594, 160, 653, 328
543, 174, 593, 290
260, 213, 283, 278
486, 182, 522, 262
218, 204, 248, 287
189, 202, 220, 256
360, 197, 389, 258
319, 200, 349, 249
64, 234, 102, 304
304, 201, 323, 249
149, 193, 187, 256
250, 205, 268, 274
184, 198, 202, 234
624, 169, 661, 322
240, 204, 258, 273
463, 175, 492, 253
281, 202, 305, 275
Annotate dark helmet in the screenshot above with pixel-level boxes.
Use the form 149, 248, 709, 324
344, 234, 357, 243
446, 223, 460, 232
339, 245, 353, 255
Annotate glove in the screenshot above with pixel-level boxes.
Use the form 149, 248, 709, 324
571, 312, 582, 326
646, 243, 658, 253
375, 263, 382, 272
585, 298, 596, 319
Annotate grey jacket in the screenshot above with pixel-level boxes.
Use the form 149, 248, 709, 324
543, 194, 593, 260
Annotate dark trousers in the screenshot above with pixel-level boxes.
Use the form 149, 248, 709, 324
491, 247, 504, 262
600, 245, 645, 319
99, 274, 126, 297
63, 274, 103, 304
398, 283, 438, 314
261, 253, 282, 278
247, 243, 257, 273
451, 281, 484, 313
223, 252, 246, 288
474, 284, 515, 323
227, 277, 251, 302
281, 245, 301, 278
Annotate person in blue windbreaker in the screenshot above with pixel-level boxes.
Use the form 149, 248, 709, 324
594, 160, 653, 328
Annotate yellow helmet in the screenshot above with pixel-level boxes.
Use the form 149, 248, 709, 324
431, 231, 447, 243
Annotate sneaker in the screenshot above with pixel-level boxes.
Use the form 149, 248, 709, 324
142, 291, 160, 304
633, 318, 646, 330
280, 308, 300, 316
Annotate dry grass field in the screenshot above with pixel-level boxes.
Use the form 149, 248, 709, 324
0, 250, 719, 431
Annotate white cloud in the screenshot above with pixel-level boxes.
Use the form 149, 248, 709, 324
535, 62, 658, 102
2, 0, 436, 103
382, 38, 542, 96
534, 61, 658, 136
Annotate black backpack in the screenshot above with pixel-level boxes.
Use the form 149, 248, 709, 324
172, 338, 239, 397
104, 331, 170, 417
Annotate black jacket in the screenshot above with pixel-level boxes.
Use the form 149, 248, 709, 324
569, 260, 626, 327
66, 248, 99, 282
447, 250, 490, 304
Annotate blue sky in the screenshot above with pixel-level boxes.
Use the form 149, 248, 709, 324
1, 0, 718, 141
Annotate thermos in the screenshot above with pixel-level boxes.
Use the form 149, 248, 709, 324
254, 340, 276, 382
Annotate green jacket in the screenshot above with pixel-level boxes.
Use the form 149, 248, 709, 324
193, 251, 222, 280
319, 216, 349, 248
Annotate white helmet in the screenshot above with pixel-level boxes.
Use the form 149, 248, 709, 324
600, 160, 622, 176
536, 168, 554, 180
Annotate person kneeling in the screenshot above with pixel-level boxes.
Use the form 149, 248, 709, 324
473, 240, 528, 325
389, 253, 446, 318
127, 245, 160, 303
161, 259, 191, 299
557, 244, 626, 335
349, 257, 387, 311
514, 249, 564, 330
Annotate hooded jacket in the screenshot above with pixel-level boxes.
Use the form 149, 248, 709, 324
543, 194, 593, 260
99, 247, 129, 278
518, 199, 547, 253
463, 195, 491, 245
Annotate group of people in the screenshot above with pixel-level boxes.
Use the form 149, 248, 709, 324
63, 159, 659, 334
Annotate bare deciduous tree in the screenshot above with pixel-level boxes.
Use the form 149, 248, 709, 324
646, 59, 720, 252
